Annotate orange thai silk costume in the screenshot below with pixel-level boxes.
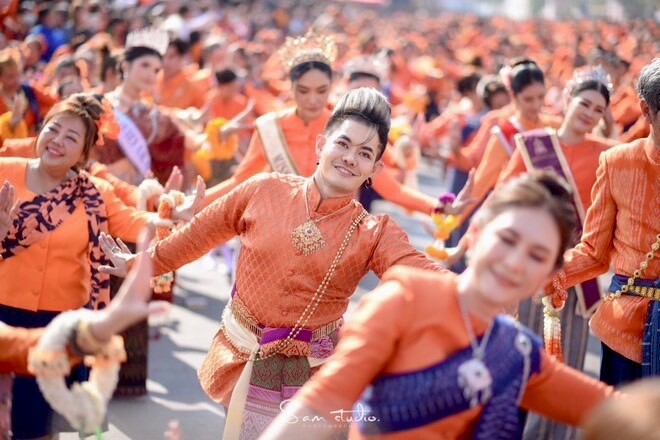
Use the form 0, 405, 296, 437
552, 137, 660, 363
148, 173, 443, 407
458, 113, 562, 225
294, 268, 613, 439
203, 107, 437, 214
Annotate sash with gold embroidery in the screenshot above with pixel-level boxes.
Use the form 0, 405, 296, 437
255, 110, 300, 175
515, 128, 603, 317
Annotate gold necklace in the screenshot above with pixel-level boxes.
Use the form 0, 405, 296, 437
291, 180, 351, 256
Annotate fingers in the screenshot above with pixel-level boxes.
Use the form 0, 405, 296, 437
99, 232, 119, 256
0, 181, 15, 211
164, 166, 183, 193
148, 301, 171, 317
192, 176, 206, 213
99, 265, 125, 277
116, 237, 131, 254
8, 198, 20, 219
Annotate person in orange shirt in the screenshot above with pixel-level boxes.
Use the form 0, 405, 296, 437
203, 68, 249, 121
0, 94, 201, 438
457, 59, 562, 227
497, 66, 615, 440
263, 171, 614, 440
100, 88, 449, 440
544, 58, 660, 387
203, 30, 439, 216
155, 38, 205, 110
0, 53, 57, 138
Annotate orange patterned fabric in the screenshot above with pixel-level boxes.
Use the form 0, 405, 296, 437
555, 137, 660, 362
149, 173, 444, 404
294, 267, 613, 439
203, 107, 437, 214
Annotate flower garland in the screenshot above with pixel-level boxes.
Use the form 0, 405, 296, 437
151, 191, 185, 295
425, 192, 460, 261
27, 310, 126, 435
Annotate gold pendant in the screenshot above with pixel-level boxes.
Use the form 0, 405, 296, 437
291, 219, 326, 255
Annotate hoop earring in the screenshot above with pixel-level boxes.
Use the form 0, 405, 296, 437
316, 161, 319, 165
363, 177, 373, 189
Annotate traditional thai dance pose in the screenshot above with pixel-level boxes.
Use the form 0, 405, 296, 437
544, 58, 660, 387
497, 65, 615, 439
263, 171, 614, 439
100, 88, 448, 439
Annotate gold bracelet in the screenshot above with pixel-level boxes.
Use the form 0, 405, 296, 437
75, 320, 108, 354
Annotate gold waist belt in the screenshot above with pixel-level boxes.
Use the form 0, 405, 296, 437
230, 302, 343, 341
628, 285, 660, 301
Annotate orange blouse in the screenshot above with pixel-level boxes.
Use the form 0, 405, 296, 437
204, 107, 437, 214
294, 267, 613, 439
497, 134, 612, 209
149, 173, 445, 404
0, 158, 150, 312
556, 137, 660, 363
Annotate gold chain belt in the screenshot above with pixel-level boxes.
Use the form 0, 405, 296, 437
230, 302, 343, 341
627, 285, 660, 301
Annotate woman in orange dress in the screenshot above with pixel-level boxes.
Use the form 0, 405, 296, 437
263, 171, 614, 440
497, 65, 615, 440
0, 94, 170, 438
457, 59, 562, 226
202, 30, 438, 216
101, 88, 448, 440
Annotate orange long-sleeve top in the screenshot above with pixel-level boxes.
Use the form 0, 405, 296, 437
0, 158, 150, 312
458, 113, 562, 225
0, 85, 57, 136
448, 105, 514, 173
155, 71, 206, 110
149, 173, 445, 405
203, 107, 437, 214
553, 137, 660, 363
497, 134, 613, 209
204, 91, 249, 121
294, 267, 613, 439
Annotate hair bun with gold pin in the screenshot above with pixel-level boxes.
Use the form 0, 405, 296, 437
278, 29, 337, 72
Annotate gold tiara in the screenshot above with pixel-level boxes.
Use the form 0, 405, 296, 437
125, 27, 169, 56
278, 29, 337, 72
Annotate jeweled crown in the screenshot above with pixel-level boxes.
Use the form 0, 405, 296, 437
125, 27, 169, 56
278, 29, 337, 72
564, 65, 614, 96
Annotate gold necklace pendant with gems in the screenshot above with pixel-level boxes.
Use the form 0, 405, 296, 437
292, 219, 327, 255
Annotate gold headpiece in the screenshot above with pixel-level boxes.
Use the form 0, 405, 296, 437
344, 53, 390, 83
125, 27, 169, 56
277, 29, 337, 72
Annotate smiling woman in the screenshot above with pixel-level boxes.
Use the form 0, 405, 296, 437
0, 93, 158, 439
262, 171, 615, 440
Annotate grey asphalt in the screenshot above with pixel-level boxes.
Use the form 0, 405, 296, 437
63, 158, 600, 439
